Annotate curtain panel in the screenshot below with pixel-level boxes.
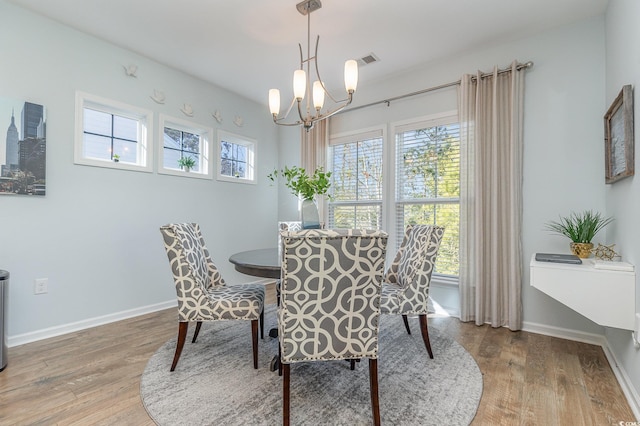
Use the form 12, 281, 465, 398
459, 61, 525, 330
300, 120, 329, 223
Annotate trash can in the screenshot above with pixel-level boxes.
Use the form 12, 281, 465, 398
0, 270, 8, 371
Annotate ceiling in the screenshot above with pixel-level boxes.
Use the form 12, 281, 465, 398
9, 0, 608, 106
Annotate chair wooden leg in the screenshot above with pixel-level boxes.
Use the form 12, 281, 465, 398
260, 308, 264, 340
191, 321, 202, 343
419, 314, 434, 359
283, 363, 290, 426
170, 322, 188, 372
402, 315, 411, 335
251, 319, 259, 369
369, 358, 381, 426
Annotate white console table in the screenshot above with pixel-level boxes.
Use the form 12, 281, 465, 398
530, 254, 636, 330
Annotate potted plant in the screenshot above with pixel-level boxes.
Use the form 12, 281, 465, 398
112, 154, 120, 162
544, 210, 613, 258
268, 165, 332, 228
178, 156, 196, 172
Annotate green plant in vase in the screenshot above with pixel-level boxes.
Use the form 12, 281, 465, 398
178, 156, 196, 172
544, 210, 613, 258
268, 165, 332, 228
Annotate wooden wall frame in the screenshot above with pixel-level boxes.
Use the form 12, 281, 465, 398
604, 84, 634, 183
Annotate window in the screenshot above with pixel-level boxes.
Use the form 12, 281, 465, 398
74, 91, 153, 172
217, 130, 256, 184
329, 114, 460, 280
158, 115, 213, 179
394, 113, 460, 277
328, 129, 384, 229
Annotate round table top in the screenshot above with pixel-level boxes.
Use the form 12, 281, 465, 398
228, 248, 280, 279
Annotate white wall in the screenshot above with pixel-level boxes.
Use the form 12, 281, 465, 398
604, 0, 640, 406
0, 1, 280, 342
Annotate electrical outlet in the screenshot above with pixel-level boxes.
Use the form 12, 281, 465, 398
34, 278, 48, 295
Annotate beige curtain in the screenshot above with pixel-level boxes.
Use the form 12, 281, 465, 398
458, 61, 524, 330
300, 119, 329, 224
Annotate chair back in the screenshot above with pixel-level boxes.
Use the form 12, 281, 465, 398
278, 229, 388, 363
277, 221, 302, 260
385, 225, 445, 312
160, 223, 226, 321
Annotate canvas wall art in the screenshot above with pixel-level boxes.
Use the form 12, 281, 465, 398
0, 97, 46, 196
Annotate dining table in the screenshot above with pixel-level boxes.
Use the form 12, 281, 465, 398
228, 248, 280, 279
229, 247, 282, 371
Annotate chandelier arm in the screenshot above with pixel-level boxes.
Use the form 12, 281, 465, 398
314, 92, 353, 121
283, 96, 297, 120
298, 43, 304, 70
313, 36, 341, 105
296, 99, 311, 127
273, 117, 304, 127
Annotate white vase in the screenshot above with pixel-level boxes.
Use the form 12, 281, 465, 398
301, 198, 320, 229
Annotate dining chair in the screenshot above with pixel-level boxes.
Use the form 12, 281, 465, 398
380, 224, 445, 359
278, 229, 388, 426
159, 223, 265, 371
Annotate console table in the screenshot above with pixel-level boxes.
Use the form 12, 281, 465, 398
530, 254, 636, 330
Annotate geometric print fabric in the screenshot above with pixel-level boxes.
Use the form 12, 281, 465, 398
278, 229, 388, 363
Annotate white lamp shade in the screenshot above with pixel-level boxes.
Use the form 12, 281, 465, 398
269, 89, 280, 115
312, 81, 325, 110
344, 60, 358, 93
293, 70, 306, 100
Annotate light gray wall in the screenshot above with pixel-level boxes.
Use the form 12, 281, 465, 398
604, 0, 640, 403
0, 1, 279, 340
330, 16, 608, 333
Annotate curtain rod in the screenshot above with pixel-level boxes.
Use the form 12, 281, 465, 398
341, 61, 533, 114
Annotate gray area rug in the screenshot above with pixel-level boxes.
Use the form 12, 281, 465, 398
141, 306, 482, 425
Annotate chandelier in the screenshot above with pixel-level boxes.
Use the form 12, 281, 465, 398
268, 0, 358, 131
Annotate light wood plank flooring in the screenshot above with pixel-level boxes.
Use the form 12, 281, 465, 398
0, 284, 635, 425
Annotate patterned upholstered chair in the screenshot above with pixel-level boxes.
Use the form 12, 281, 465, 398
160, 223, 265, 371
278, 229, 388, 426
277, 221, 302, 260
380, 225, 445, 359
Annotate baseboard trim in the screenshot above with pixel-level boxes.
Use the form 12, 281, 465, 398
7, 300, 177, 348
521, 320, 606, 346
7, 279, 275, 348
601, 337, 640, 421
523, 320, 639, 420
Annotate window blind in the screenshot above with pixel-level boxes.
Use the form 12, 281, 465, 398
395, 121, 460, 276
328, 133, 384, 229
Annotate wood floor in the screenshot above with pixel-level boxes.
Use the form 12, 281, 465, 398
0, 284, 635, 425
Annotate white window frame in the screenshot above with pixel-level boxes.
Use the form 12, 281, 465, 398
74, 91, 153, 173
216, 130, 256, 184
392, 110, 460, 281
157, 114, 213, 180
327, 126, 386, 230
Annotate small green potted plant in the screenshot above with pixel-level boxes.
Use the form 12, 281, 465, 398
268, 165, 332, 228
178, 156, 196, 172
267, 165, 332, 201
112, 154, 120, 162
544, 210, 613, 258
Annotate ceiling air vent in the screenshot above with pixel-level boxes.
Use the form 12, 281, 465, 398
356, 53, 380, 67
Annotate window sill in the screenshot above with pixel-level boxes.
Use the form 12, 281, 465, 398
74, 157, 152, 173
159, 168, 212, 180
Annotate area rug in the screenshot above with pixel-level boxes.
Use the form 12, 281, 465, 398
141, 306, 482, 425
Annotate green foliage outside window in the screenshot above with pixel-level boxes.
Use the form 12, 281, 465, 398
399, 125, 460, 276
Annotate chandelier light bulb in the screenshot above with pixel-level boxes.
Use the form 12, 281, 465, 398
269, 89, 281, 115
293, 70, 306, 100
312, 81, 325, 110
344, 60, 358, 93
